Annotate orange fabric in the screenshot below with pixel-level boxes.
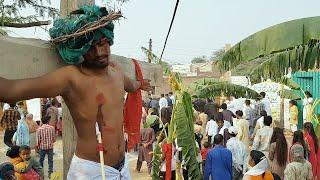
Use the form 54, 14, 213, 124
124, 59, 143, 150
249, 171, 274, 180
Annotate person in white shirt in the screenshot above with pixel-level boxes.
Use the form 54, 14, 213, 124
159, 94, 168, 112
205, 117, 217, 144
226, 126, 248, 180
303, 91, 313, 122
251, 110, 267, 140
243, 100, 254, 135
169, 92, 175, 105
260, 92, 272, 116
234, 110, 250, 149
252, 116, 274, 156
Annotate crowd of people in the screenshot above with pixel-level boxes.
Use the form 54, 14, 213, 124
137, 91, 319, 180
0, 98, 61, 179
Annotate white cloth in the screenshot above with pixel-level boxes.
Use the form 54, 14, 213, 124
261, 98, 272, 116
159, 97, 168, 110
257, 116, 264, 129
252, 126, 273, 156
303, 97, 313, 121
206, 120, 218, 136
170, 95, 175, 105
2, 103, 10, 112
226, 137, 248, 173
67, 154, 131, 180
244, 158, 269, 176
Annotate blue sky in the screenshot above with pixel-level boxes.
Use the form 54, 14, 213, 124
7, 0, 320, 64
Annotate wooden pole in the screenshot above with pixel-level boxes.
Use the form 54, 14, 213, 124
60, 1, 95, 179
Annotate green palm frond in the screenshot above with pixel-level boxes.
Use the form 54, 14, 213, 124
280, 76, 300, 90
190, 78, 260, 99
278, 89, 301, 99
219, 17, 320, 83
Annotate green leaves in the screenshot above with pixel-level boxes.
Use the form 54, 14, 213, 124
151, 143, 162, 180
174, 92, 202, 179
190, 78, 260, 99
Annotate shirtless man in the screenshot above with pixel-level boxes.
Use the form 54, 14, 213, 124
0, 5, 151, 179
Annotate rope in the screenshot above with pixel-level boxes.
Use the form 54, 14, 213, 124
159, 0, 180, 62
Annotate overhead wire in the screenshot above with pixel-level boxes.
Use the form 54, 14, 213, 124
159, 0, 180, 62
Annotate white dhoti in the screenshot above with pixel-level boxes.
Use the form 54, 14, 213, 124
67, 154, 131, 180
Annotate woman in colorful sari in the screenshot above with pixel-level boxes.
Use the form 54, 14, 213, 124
303, 122, 320, 179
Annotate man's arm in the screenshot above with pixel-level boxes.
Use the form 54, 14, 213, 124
0, 66, 72, 103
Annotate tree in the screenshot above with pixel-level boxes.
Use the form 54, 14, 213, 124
191, 56, 207, 64
0, 0, 59, 35
210, 48, 225, 61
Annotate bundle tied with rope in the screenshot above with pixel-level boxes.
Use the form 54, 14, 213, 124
49, 5, 122, 65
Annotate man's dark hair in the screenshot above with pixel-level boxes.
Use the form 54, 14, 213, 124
207, 98, 213, 103
9, 103, 16, 108
245, 99, 251, 106
42, 116, 51, 124
165, 94, 169, 96
161, 94, 164, 97
169, 92, 173, 95
289, 100, 297, 106
19, 145, 30, 152
236, 110, 243, 117
203, 142, 211, 148
250, 150, 265, 165
305, 91, 312, 98
220, 103, 227, 110
260, 92, 266, 98
263, 116, 272, 126
213, 134, 223, 145
260, 110, 267, 116
215, 112, 224, 121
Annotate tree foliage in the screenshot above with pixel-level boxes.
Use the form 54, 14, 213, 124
210, 48, 225, 61
0, 0, 58, 33
191, 56, 207, 64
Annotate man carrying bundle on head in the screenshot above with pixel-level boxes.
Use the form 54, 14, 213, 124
0, 5, 151, 179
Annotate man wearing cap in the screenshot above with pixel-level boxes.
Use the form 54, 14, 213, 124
0, 5, 151, 179
226, 126, 248, 180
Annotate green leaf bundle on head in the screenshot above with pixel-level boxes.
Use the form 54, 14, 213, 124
49, 5, 115, 65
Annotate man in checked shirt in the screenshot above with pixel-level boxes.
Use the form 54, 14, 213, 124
36, 115, 56, 178
0, 103, 20, 147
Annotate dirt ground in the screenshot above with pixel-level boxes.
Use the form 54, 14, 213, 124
0, 131, 151, 180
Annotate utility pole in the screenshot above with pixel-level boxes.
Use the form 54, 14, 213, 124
148, 38, 152, 63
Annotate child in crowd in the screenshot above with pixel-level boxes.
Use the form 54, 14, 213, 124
201, 142, 211, 172
6, 145, 44, 179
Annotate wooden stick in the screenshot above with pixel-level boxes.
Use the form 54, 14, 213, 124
96, 122, 106, 180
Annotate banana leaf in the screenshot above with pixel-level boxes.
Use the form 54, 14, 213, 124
279, 89, 301, 99
151, 143, 162, 180
190, 78, 260, 99
175, 91, 202, 179
219, 16, 320, 72
280, 76, 300, 90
